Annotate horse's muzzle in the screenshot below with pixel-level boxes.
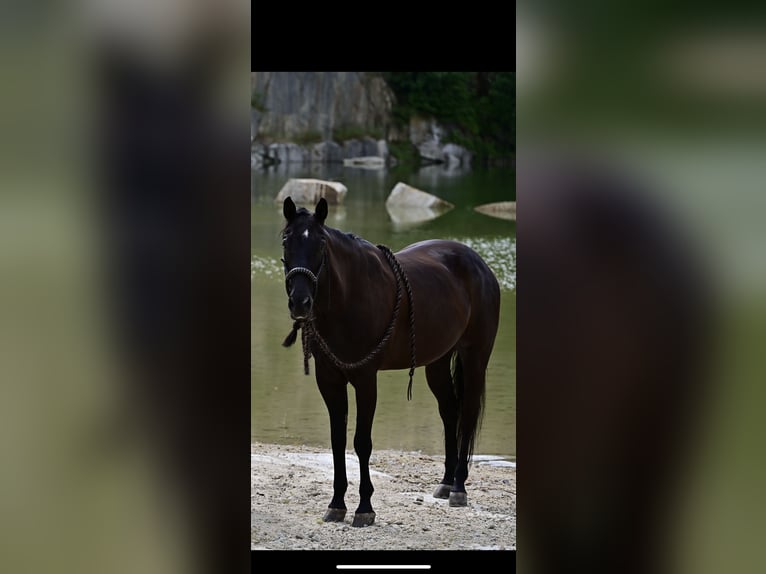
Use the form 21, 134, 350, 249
288, 294, 313, 320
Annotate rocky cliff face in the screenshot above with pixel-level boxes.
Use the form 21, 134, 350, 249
251, 72, 473, 170
251, 72, 394, 141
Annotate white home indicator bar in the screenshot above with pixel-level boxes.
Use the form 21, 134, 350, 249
336, 566, 431, 570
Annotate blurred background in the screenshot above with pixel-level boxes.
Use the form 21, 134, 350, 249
0, 1, 250, 574
517, 2, 766, 573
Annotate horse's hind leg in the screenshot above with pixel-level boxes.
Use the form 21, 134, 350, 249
350, 373, 378, 527
317, 365, 349, 522
426, 353, 459, 499
450, 350, 489, 507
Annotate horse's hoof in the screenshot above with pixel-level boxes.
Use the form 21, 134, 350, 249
323, 507, 347, 522
448, 491, 468, 507
351, 512, 376, 527
433, 484, 452, 499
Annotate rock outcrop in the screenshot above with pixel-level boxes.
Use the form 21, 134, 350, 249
407, 117, 473, 168
474, 201, 516, 221
250, 73, 476, 170
251, 138, 390, 168
343, 156, 385, 169
384, 182, 454, 227
251, 72, 393, 142
274, 179, 348, 205
385, 182, 454, 210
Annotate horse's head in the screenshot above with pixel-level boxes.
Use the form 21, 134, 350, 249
281, 196, 328, 320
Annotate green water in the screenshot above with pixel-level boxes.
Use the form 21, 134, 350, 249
251, 163, 516, 458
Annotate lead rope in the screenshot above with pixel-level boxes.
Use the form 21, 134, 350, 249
379, 245, 416, 401
282, 244, 417, 400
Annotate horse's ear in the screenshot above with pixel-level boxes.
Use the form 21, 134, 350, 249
283, 197, 297, 222
315, 197, 328, 225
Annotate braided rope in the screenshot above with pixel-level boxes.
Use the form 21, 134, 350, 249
379, 246, 417, 400
283, 244, 417, 399
284, 266, 318, 290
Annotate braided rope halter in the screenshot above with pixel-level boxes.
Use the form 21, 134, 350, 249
282, 243, 417, 400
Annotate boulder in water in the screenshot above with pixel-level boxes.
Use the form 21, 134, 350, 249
474, 201, 516, 221
274, 178, 348, 205
385, 182, 454, 227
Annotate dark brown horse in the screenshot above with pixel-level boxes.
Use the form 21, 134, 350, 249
280, 196, 501, 527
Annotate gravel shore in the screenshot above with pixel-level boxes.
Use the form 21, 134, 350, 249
251, 442, 516, 551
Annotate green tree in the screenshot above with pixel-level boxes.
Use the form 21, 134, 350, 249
383, 72, 515, 165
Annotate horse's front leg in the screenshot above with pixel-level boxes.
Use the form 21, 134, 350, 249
316, 363, 349, 522
350, 373, 377, 527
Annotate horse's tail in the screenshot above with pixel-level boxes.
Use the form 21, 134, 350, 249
452, 351, 486, 463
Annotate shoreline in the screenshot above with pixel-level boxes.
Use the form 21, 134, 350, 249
251, 442, 516, 551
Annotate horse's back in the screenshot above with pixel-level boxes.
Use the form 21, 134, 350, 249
398, 239, 500, 298
397, 239, 501, 352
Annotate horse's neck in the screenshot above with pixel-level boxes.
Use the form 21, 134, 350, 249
315, 229, 392, 322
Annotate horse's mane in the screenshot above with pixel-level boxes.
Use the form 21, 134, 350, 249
281, 212, 376, 253
325, 226, 375, 250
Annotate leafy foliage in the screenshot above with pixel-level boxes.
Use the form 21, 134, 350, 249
332, 125, 384, 142
382, 72, 515, 164
387, 140, 421, 170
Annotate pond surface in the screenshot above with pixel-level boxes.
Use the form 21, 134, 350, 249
251, 162, 516, 458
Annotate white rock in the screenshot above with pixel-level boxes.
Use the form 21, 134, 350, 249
385, 182, 454, 210
343, 156, 385, 169
385, 206, 445, 228
384, 182, 454, 228
274, 178, 348, 205
474, 201, 516, 221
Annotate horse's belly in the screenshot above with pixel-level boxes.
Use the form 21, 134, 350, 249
378, 297, 469, 370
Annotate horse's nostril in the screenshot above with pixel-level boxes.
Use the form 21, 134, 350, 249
288, 299, 294, 309
302, 297, 311, 307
